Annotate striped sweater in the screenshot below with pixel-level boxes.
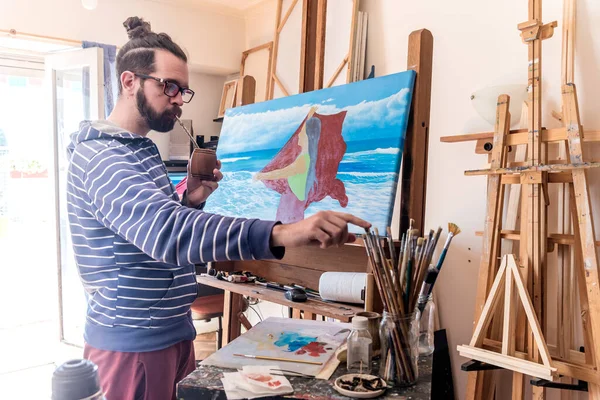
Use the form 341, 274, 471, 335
66, 120, 283, 352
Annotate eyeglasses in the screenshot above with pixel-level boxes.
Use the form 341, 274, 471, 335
134, 73, 195, 103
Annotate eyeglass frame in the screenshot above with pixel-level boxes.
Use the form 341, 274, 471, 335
133, 73, 195, 103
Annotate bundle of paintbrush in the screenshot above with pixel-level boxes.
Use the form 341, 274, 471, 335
361, 221, 461, 385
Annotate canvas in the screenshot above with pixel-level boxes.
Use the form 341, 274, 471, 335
205, 71, 416, 234
201, 317, 350, 376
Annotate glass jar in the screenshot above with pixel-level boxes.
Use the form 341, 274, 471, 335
347, 316, 373, 374
417, 294, 435, 356
378, 310, 419, 387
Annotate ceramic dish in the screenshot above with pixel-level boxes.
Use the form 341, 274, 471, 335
333, 373, 387, 398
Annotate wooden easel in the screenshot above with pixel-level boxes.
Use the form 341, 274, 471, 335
446, 0, 600, 398
201, 28, 434, 346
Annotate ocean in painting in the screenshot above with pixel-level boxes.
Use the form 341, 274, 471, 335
204, 71, 415, 234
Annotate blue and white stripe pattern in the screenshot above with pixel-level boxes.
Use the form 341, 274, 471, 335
66, 120, 282, 352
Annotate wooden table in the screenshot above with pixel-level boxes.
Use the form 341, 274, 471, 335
177, 355, 432, 399
199, 241, 379, 346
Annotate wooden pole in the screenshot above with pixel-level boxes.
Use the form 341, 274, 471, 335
399, 29, 433, 237
269, 0, 283, 100
465, 95, 510, 400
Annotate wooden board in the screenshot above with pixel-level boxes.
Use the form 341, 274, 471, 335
197, 276, 361, 321
398, 29, 434, 236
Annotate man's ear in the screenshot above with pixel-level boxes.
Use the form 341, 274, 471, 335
121, 71, 137, 96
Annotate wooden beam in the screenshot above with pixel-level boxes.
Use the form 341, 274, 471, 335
465, 95, 510, 400
346, 0, 360, 83
399, 29, 433, 236
458, 345, 558, 381
273, 74, 290, 97
313, 0, 327, 90
465, 161, 600, 176
482, 339, 599, 385
501, 171, 572, 184
563, 83, 600, 381
299, 0, 309, 93
325, 56, 348, 88
502, 263, 516, 355
469, 259, 509, 347
475, 229, 600, 247
278, 0, 299, 33
222, 290, 243, 346
269, 0, 283, 100
440, 127, 600, 144
242, 41, 273, 56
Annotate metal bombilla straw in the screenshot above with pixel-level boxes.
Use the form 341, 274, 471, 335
175, 116, 200, 150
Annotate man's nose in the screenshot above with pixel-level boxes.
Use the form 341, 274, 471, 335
171, 91, 184, 107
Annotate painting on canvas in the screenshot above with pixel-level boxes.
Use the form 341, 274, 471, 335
205, 71, 416, 234
201, 317, 350, 375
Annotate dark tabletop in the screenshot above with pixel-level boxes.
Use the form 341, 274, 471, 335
177, 356, 432, 400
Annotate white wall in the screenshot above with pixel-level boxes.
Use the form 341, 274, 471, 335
359, 0, 600, 399
1, 0, 245, 74
244, 0, 600, 398
186, 72, 226, 141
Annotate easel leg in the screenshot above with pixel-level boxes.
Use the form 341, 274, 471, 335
222, 290, 243, 346
511, 104, 529, 400
465, 96, 511, 400
563, 83, 600, 397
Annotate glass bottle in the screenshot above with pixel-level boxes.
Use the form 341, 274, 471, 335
347, 316, 373, 374
418, 294, 435, 356
379, 310, 419, 387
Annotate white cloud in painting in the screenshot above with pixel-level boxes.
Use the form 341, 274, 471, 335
218, 88, 411, 154
322, 98, 334, 103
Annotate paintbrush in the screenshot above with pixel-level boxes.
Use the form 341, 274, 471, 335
175, 115, 200, 150
233, 354, 323, 366
417, 268, 439, 312
404, 237, 423, 310
386, 226, 397, 271
399, 220, 414, 293
434, 223, 461, 272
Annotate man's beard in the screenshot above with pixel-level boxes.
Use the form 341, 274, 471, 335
136, 88, 181, 132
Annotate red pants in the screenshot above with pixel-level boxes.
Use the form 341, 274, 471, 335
84, 341, 196, 400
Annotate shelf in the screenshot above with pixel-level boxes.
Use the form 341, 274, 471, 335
197, 275, 362, 322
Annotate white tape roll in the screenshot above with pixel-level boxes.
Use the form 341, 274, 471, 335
319, 272, 367, 304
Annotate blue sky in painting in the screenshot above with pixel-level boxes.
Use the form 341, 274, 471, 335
205, 71, 416, 234
219, 71, 416, 155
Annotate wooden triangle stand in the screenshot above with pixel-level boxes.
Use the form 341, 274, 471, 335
450, 0, 600, 398
457, 254, 557, 381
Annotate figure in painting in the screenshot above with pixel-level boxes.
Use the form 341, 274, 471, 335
253, 107, 349, 223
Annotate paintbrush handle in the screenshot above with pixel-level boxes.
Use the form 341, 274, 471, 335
233, 354, 323, 366
434, 247, 448, 271
434, 234, 454, 271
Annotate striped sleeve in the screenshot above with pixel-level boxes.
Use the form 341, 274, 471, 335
83, 145, 283, 266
